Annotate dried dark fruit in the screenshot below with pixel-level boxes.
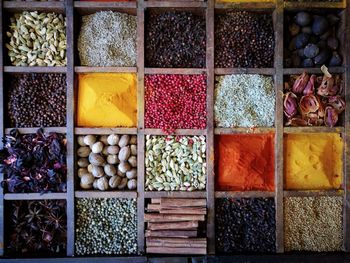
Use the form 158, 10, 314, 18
304, 44, 319, 58
312, 16, 329, 36
300, 94, 319, 115
329, 52, 342, 66
295, 12, 312, 27
301, 58, 314, 67
295, 33, 310, 49
314, 49, 331, 65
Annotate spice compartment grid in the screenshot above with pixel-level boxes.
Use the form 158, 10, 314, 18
0, 0, 349, 260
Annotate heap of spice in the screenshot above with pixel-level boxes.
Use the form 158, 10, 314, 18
6, 11, 66, 66
214, 74, 275, 127
285, 12, 342, 67
216, 198, 276, 253
77, 73, 137, 127
77, 134, 137, 191
145, 198, 207, 255
145, 11, 206, 68
145, 74, 207, 133
145, 135, 206, 191
6, 200, 67, 255
7, 73, 66, 127
284, 66, 345, 127
78, 11, 136, 67
215, 134, 274, 191
0, 129, 67, 193
284, 196, 343, 251
215, 11, 274, 68
75, 198, 137, 255
284, 133, 342, 190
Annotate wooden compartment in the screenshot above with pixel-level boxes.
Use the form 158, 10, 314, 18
0, 0, 349, 260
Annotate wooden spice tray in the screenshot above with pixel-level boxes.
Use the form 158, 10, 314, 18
0, 0, 349, 259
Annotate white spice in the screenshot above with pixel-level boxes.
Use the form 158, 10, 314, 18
214, 74, 275, 127
78, 11, 136, 67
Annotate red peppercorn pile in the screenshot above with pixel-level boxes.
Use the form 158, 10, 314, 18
145, 75, 207, 133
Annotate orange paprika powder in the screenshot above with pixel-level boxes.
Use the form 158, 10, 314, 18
215, 134, 275, 191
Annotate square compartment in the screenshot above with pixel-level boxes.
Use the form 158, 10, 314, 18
284, 133, 343, 190
75, 197, 137, 255
74, 7, 137, 67
284, 196, 343, 251
215, 134, 275, 191
214, 9, 275, 68
215, 198, 276, 253
284, 9, 345, 68
144, 74, 207, 132
145, 8, 206, 68
75, 73, 137, 127
214, 74, 275, 128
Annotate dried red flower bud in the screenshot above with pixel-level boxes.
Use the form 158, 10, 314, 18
284, 92, 298, 119
303, 74, 316, 95
300, 94, 319, 115
292, 72, 309, 94
324, 106, 338, 127
306, 113, 323, 126
328, 96, 346, 114
285, 117, 308, 126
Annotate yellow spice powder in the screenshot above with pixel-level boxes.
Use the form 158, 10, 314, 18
284, 133, 343, 190
77, 73, 137, 127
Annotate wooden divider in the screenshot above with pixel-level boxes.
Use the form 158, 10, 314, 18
0, 0, 349, 259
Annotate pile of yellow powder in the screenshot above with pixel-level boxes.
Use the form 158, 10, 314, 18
284, 133, 343, 190
77, 73, 137, 127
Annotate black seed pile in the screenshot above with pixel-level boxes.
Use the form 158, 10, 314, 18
215, 11, 275, 68
284, 12, 342, 67
7, 74, 66, 127
215, 198, 276, 253
145, 11, 206, 68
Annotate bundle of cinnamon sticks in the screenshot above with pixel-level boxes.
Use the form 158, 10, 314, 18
145, 198, 207, 254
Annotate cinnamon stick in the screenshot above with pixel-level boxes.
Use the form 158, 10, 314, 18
146, 246, 206, 255
144, 213, 205, 222
145, 230, 197, 238
146, 204, 160, 211
148, 221, 198, 230
151, 198, 161, 204
160, 208, 207, 215
146, 237, 206, 244
160, 198, 206, 208
147, 241, 206, 248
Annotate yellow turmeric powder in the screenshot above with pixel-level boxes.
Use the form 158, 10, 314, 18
284, 133, 343, 190
77, 73, 137, 127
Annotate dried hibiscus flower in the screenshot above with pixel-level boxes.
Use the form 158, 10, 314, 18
0, 129, 67, 193
284, 66, 345, 127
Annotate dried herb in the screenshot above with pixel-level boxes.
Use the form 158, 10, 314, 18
6, 200, 67, 255
0, 129, 67, 193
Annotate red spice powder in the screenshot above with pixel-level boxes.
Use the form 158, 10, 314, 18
145, 74, 207, 133
215, 134, 275, 191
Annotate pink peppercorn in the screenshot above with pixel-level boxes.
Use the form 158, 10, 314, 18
145, 74, 207, 133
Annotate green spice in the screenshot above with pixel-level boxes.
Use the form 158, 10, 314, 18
75, 198, 137, 255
